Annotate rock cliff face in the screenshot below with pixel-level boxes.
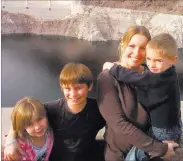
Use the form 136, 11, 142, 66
77, 0, 183, 15
1, 1, 183, 47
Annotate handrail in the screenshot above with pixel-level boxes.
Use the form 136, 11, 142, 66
1, 0, 53, 10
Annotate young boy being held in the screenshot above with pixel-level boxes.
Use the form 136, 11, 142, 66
4, 63, 105, 161
104, 33, 182, 160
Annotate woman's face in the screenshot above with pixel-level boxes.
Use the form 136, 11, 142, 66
120, 34, 149, 68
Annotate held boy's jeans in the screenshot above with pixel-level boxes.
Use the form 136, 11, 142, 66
125, 125, 182, 161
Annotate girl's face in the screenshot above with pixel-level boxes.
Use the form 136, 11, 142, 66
25, 117, 48, 138
120, 34, 149, 68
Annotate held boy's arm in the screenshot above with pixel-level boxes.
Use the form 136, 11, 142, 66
109, 64, 163, 86
97, 71, 168, 158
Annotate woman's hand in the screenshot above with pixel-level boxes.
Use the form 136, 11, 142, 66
161, 141, 179, 161
4, 141, 24, 161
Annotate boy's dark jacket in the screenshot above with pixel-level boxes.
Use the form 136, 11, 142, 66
44, 97, 105, 161
110, 64, 181, 128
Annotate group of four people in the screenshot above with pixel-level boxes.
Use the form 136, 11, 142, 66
3, 25, 182, 161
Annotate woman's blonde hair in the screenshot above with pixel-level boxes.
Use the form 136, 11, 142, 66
118, 25, 151, 60
11, 97, 46, 137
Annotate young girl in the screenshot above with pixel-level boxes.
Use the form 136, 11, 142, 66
4, 97, 53, 161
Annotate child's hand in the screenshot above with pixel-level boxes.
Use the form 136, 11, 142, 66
4, 142, 24, 161
103, 62, 114, 71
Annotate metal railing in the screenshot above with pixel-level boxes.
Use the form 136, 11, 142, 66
2, 0, 53, 10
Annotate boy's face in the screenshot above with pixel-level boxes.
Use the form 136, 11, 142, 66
62, 83, 92, 108
146, 48, 177, 73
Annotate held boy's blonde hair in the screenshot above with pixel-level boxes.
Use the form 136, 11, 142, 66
11, 97, 46, 137
59, 63, 93, 88
146, 33, 178, 57
119, 25, 151, 60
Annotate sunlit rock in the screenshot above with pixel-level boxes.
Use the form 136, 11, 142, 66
1, 1, 183, 47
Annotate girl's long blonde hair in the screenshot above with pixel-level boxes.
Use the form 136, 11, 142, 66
11, 97, 46, 137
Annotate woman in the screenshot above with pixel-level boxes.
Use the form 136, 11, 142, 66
97, 25, 178, 161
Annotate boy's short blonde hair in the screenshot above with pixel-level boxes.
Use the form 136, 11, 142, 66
11, 97, 46, 137
147, 33, 178, 57
59, 63, 93, 88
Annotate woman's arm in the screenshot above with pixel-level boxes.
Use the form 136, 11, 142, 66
97, 71, 168, 158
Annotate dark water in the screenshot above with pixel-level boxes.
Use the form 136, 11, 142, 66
1, 34, 183, 107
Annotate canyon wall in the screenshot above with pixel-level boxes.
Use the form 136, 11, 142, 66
1, 1, 183, 47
